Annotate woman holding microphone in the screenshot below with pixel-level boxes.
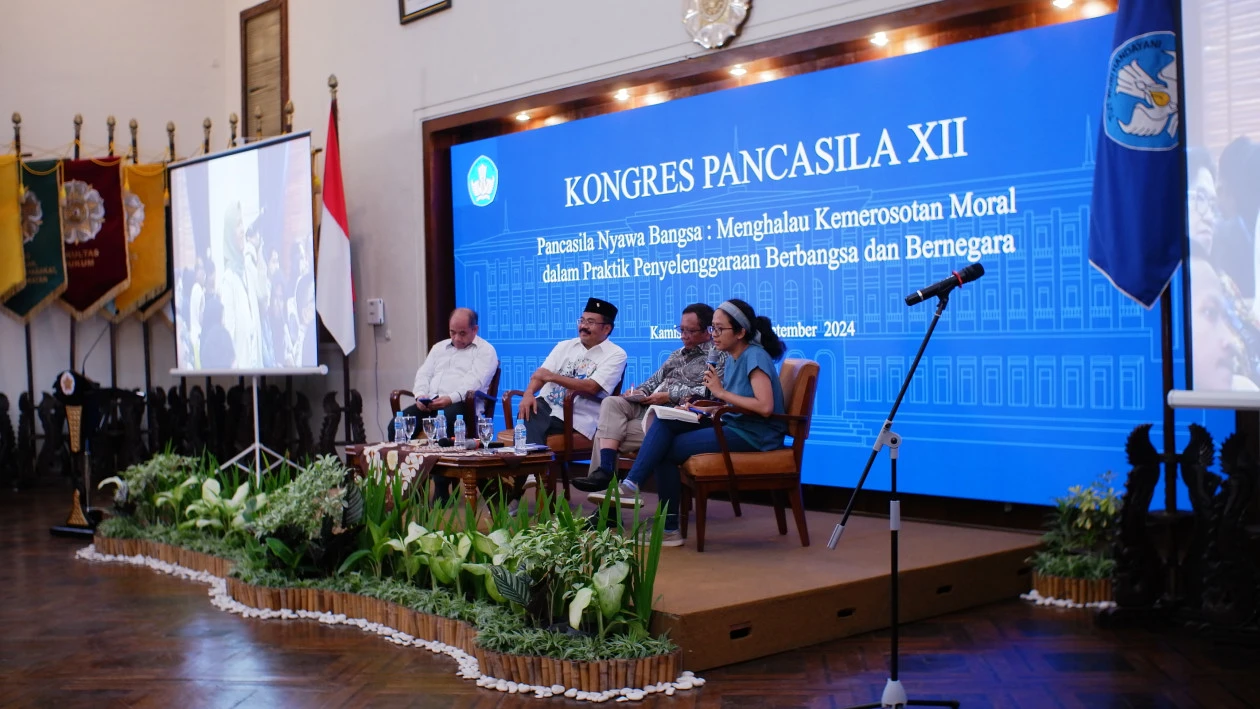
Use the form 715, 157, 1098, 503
607, 299, 787, 547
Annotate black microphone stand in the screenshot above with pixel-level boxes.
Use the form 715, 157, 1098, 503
828, 292, 960, 709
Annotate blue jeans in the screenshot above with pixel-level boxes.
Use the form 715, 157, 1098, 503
626, 419, 758, 530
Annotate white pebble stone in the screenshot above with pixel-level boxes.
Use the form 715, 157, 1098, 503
616, 698, 629, 703
565, 688, 578, 698
665, 686, 675, 696
693, 677, 706, 686
551, 684, 565, 693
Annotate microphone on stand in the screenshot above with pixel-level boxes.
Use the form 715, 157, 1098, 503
904, 263, 985, 306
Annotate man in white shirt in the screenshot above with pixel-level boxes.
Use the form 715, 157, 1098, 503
518, 297, 627, 448
406, 307, 499, 438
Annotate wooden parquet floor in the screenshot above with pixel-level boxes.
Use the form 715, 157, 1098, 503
2, 487, 1258, 709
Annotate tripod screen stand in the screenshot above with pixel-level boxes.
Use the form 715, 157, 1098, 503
827, 293, 960, 709
170, 366, 327, 484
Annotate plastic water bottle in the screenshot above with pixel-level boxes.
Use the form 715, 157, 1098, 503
435, 410, 447, 441
454, 417, 466, 446
394, 411, 406, 443
514, 420, 528, 454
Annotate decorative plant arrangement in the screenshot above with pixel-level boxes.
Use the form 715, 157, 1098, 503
1025, 471, 1122, 607
89, 453, 689, 700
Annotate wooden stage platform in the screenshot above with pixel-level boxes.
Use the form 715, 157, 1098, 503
605, 492, 1040, 671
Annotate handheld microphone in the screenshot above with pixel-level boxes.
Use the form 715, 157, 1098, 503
702, 349, 721, 399
904, 263, 985, 306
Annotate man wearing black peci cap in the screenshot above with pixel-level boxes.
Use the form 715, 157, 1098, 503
517, 297, 628, 448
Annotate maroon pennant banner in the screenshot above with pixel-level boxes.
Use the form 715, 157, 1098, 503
58, 157, 131, 319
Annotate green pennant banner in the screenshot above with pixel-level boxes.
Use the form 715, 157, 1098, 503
2, 159, 67, 322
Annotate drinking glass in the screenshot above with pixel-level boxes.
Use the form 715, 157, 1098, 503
402, 415, 417, 442
478, 419, 494, 452
421, 417, 437, 448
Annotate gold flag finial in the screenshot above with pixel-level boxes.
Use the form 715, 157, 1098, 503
107, 115, 117, 157
284, 100, 295, 134
74, 113, 83, 128
228, 112, 238, 147
254, 105, 263, 140
329, 74, 339, 99
129, 119, 139, 163
11, 112, 20, 127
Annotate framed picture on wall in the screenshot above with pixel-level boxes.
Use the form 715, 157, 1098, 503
399, 0, 450, 25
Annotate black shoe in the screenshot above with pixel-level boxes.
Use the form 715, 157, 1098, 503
572, 469, 616, 492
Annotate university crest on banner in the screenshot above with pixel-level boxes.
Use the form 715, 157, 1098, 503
58, 157, 131, 320
0, 155, 27, 302
1, 160, 68, 321
107, 163, 168, 321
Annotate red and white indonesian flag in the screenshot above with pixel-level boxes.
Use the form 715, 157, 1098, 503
316, 99, 356, 355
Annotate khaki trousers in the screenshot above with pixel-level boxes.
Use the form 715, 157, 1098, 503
588, 396, 647, 473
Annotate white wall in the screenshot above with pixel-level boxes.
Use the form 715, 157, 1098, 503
1, 0, 933, 438
0, 1, 227, 407
222, 0, 937, 440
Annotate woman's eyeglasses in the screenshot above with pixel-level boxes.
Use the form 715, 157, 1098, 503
707, 325, 731, 335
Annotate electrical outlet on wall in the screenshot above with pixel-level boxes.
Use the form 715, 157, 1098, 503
366, 298, 385, 326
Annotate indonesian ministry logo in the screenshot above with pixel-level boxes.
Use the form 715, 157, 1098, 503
467, 155, 498, 207
1104, 31, 1179, 151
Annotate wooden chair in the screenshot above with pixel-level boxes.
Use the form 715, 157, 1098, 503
679, 359, 819, 552
499, 376, 623, 499
390, 364, 502, 436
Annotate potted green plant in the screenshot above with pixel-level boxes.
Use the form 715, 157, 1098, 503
1028, 471, 1121, 604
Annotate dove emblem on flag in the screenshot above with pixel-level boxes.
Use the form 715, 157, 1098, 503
1116, 52, 1178, 138
1102, 31, 1180, 152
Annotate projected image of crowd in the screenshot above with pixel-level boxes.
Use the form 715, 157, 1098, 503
1188, 137, 1260, 392
176, 202, 316, 371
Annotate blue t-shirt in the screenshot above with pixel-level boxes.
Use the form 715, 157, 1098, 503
720, 343, 786, 451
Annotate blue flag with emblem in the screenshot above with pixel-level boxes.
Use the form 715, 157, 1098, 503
1088, 0, 1185, 308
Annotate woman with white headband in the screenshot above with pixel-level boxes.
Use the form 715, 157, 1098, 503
610, 298, 787, 547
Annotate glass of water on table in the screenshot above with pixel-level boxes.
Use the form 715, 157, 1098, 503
478, 418, 494, 453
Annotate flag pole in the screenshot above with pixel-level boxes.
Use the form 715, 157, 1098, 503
255, 105, 263, 142
15, 111, 36, 484
329, 74, 352, 445
106, 115, 118, 388
69, 114, 82, 371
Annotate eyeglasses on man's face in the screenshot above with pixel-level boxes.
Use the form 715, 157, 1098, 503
677, 325, 705, 335
578, 317, 608, 327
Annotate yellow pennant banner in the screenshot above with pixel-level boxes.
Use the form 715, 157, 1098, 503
0, 155, 27, 301
109, 163, 167, 320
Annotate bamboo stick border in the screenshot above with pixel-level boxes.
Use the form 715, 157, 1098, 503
93, 535, 682, 691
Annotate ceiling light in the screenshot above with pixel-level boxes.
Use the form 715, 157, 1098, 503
614, 88, 630, 101
903, 37, 928, 54
1080, 0, 1108, 17
515, 112, 530, 122
870, 32, 889, 47
729, 64, 747, 77
1052, 0, 1073, 8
